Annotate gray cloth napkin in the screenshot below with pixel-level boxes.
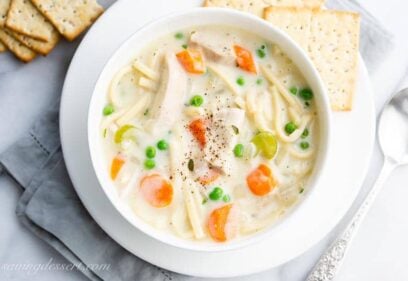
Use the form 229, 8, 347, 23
0, 1, 394, 280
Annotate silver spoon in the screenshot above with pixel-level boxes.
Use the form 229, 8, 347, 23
307, 88, 408, 281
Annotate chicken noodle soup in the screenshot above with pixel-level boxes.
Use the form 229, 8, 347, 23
100, 26, 318, 242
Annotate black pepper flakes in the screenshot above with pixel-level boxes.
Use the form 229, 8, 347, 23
188, 159, 194, 172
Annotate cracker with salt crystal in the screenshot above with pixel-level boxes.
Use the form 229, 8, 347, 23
264, 7, 360, 111
0, 0, 11, 27
30, 0, 104, 41
0, 28, 36, 62
263, 7, 311, 50
0, 41, 6, 52
4, 0, 59, 55
5, 0, 57, 43
11, 28, 59, 55
203, 0, 325, 17
0, 0, 38, 61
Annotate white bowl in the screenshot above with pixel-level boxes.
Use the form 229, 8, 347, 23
88, 8, 332, 252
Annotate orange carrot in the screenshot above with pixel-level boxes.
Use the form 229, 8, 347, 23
246, 164, 277, 196
176, 49, 206, 74
110, 155, 125, 180
208, 204, 233, 242
140, 174, 173, 208
198, 168, 220, 185
234, 45, 257, 74
189, 118, 207, 148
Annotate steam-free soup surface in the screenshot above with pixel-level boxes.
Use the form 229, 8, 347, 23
100, 26, 318, 242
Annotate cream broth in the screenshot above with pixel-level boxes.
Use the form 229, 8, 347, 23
100, 26, 318, 242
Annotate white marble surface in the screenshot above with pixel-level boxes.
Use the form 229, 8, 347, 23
1, 1, 408, 280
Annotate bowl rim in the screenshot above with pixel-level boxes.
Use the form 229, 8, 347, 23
87, 7, 332, 252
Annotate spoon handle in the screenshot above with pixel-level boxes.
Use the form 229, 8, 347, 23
306, 157, 397, 281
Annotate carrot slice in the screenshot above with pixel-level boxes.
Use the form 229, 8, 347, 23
140, 174, 173, 208
208, 204, 233, 242
189, 118, 207, 148
246, 164, 277, 196
176, 49, 206, 74
234, 45, 257, 74
198, 168, 220, 185
110, 155, 125, 180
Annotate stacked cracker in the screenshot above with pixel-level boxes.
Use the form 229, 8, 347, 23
205, 0, 360, 111
0, 0, 104, 63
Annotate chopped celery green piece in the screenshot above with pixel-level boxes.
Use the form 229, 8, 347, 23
114, 125, 135, 144
251, 132, 278, 159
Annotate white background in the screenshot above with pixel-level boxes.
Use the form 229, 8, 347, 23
1, 0, 408, 280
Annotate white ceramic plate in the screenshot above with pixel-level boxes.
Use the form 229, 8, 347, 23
60, 0, 375, 278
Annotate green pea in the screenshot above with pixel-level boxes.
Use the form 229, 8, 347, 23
144, 159, 156, 170
256, 78, 263, 85
190, 95, 204, 107
236, 76, 245, 86
209, 187, 224, 201
285, 122, 298, 135
257, 48, 266, 58
289, 87, 298, 95
157, 139, 168, 150
175, 32, 184, 39
300, 141, 310, 150
301, 128, 309, 139
299, 88, 314, 100
233, 144, 244, 158
103, 104, 114, 116
114, 125, 135, 143
145, 146, 156, 159
222, 194, 231, 203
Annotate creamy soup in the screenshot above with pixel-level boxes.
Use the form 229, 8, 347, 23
100, 26, 318, 242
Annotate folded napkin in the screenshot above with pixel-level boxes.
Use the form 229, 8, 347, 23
0, 1, 393, 280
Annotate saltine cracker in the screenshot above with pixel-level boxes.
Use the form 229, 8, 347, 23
264, 7, 360, 110
30, 0, 104, 41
